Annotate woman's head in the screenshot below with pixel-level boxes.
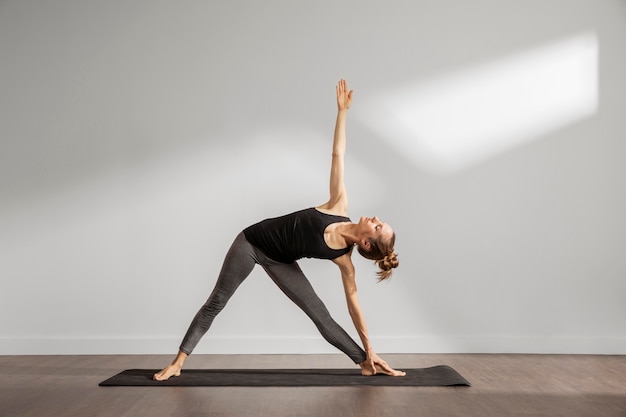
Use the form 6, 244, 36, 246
356, 216, 399, 281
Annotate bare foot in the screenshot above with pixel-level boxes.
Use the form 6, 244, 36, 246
153, 364, 182, 381
360, 359, 377, 376
154, 350, 188, 381
359, 361, 406, 377
372, 363, 406, 377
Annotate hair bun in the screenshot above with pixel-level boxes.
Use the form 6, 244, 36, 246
376, 252, 399, 281
379, 252, 399, 270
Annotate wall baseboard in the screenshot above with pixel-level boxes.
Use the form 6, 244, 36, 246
2, 335, 625, 355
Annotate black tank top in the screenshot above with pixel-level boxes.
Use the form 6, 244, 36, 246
243, 208, 352, 263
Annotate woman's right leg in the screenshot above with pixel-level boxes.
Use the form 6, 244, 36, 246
154, 232, 256, 381
178, 232, 257, 355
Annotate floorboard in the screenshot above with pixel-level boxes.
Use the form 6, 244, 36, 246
1, 354, 625, 417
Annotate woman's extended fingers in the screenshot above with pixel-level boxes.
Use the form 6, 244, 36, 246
336, 79, 346, 96
336, 79, 353, 110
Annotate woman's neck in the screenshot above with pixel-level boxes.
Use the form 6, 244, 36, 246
336, 222, 360, 246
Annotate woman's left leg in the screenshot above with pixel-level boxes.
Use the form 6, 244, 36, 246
258, 258, 367, 364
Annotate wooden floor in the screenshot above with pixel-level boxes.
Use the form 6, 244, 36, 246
1, 353, 625, 417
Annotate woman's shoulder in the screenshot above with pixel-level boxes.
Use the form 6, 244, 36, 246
315, 203, 348, 217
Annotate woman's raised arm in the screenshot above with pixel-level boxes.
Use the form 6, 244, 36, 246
318, 79, 353, 216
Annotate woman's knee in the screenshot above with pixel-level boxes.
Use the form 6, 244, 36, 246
201, 287, 231, 317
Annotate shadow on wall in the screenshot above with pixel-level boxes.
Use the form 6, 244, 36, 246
357, 31, 598, 175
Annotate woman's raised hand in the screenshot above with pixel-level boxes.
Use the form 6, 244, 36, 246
336, 79, 353, 111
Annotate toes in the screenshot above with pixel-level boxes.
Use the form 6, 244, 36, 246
153, 370, 171, 381
153, 367, 181, 381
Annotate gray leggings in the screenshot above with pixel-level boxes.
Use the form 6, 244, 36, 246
179, 232, 367, 364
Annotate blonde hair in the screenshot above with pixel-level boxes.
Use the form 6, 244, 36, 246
357, 232, 399, 281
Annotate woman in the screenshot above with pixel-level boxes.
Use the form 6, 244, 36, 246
154, 79, 404, 381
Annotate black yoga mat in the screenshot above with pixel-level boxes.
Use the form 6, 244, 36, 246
99, 365, 470, 387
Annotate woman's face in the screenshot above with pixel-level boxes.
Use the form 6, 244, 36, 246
358, 216, 394, 244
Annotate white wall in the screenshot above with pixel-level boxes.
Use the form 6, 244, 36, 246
1, 0, 625, 355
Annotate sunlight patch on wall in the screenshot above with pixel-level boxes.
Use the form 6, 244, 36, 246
359, 32, 598, 174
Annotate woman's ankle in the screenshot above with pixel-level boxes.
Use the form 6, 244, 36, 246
172, 351, 189, 367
